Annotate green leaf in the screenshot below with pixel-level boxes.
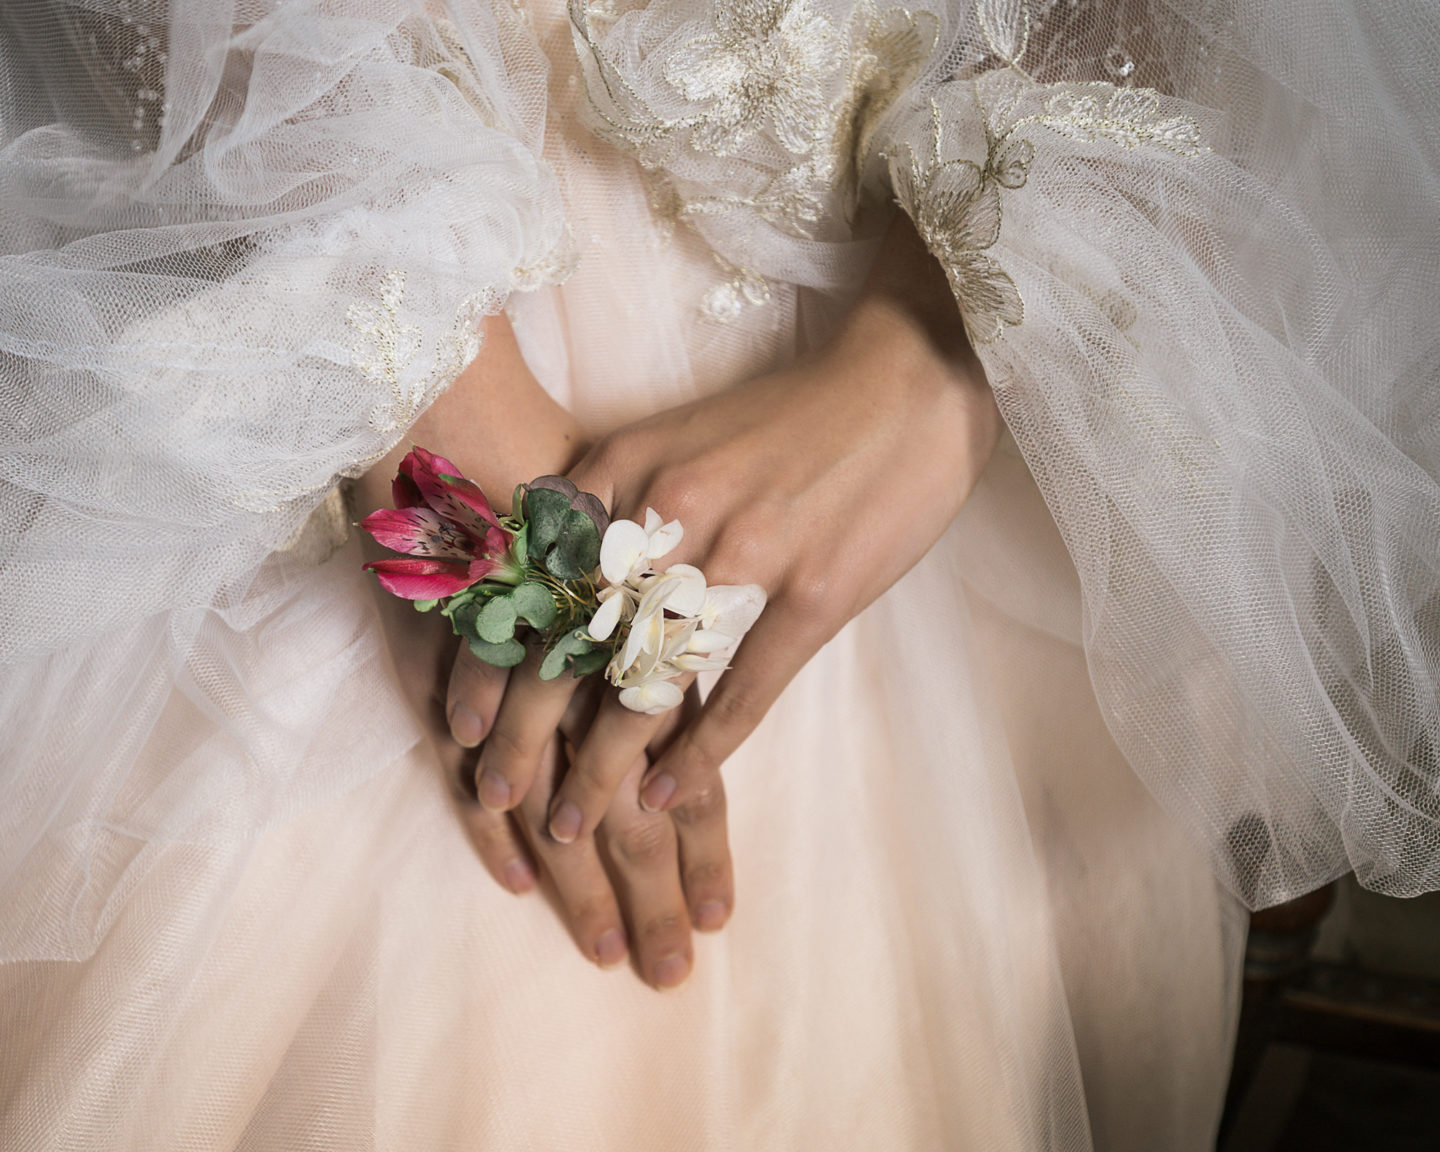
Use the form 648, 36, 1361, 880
567, 648, 610, 678
476, 596, 518, 644
525, 487, 570, 555
449, 600, 482, 642
468, 636, 526, 668
412, 599, 439, 613
539, 628, 595, 681
545, 508, 601, 581
511, 522, 529, 567
509, 581, 558, 630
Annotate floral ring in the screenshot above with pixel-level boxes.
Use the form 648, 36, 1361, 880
361, 450, 765, 715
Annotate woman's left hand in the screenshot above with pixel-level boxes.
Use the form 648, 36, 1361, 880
455, 216, 1002, 917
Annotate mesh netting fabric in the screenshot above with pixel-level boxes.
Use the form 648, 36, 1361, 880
575, 0, 1440, 905
0, 0, 1435, 1148
0, 0, 571, 956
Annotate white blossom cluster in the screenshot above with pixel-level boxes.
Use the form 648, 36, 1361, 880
587, 509, 766, 714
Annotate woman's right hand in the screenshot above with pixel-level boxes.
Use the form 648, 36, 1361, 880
355, 313, 728, 989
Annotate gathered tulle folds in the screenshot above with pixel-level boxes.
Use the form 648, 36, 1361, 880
871, 2, 1440, 905
1, 0, 1435, 1148
0, 0, 572, 955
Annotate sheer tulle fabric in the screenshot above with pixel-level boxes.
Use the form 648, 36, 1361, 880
576, 0, 1440, 905
0, 0, 1433, 1148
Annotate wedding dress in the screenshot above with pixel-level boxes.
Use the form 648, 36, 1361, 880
2, 1, 1437, 1149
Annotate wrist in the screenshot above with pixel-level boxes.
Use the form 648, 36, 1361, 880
355, 313, 586, 516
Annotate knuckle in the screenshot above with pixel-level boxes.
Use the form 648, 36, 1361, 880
706, 682, 761, 738
586, 432, 629, 479
566, 891, 616, 933
785, 565, 835, 619
637, 909, 689, 949
683, 859, 730, 895
714, 520, 771, 574
644, 465, 704, 522
670, 780, 727, 827
612, 818, 676, 871
483, 724, 534, 774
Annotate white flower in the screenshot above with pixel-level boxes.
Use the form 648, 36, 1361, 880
590, 512, 767, 713
599, 508, 683, 586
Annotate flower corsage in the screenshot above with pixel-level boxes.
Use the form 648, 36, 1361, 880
360, 448, 765, 714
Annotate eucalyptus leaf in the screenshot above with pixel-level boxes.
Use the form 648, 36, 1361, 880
545, 509, 601, 581
525, 487, 570, 555
477, 596, 519, 644
449, 600, 482, 643
567, 648, 610, 678
539, 629, 595, 681
509, 581, 558, 630
468, 636, 526, 668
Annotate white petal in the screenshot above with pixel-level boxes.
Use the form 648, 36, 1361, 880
661, 618, 700, 662
618, 679, 686, 715
686, 628, 735, 655
600, 519, 648, 585
587, 592, 625, 641
701, 583, 767, 637
673, 652, 730, 673
644, 507, 663, 534
645, 517, 684, 561
659, 563, 707, 616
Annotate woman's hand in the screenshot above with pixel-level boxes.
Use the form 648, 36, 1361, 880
356, 314, 729, 988
470, 215, 1002, 916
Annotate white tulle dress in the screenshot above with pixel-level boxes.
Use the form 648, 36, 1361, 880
2, 1, 1437, 1149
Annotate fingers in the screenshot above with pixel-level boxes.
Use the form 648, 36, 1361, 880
453, 795, 539, 897
640, 611, 820, 813
669, 769, 734, 933
473, 643, 579, 812
446, 641, 509, 749
514, 735, 630, 969
597, 751, 695, 988
546, 683, 691, 846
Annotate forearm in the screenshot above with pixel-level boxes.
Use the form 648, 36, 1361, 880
354, 312, 585, 515
848, 209, 984, 378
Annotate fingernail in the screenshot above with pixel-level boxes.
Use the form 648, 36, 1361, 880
477, 769, 511, 812
652, 953, 690, 989
503, 858, 535, 895
694, 901, 728, 932
450, 703, 485, 748
639, 773, 676, 813
594, 929, 627, 969
548, 799, 582, 844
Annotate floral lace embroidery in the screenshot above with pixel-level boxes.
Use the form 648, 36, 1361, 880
661, 0, 841, 157
889, 0, 1203, 345
700, 258, 773, 323
347, 270, 499, 442
572, 0, 940, 323
888, 100, 1032, 345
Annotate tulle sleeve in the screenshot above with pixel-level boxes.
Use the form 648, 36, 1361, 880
868, 1, 1440, 905
0, 1, 569, 957
0, 0, 571, 662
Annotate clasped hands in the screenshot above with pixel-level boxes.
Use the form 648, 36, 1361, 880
358, 218, 1001, 989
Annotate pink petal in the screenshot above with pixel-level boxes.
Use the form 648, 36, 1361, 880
466, 556, 501, 582
363, 557, 479, 600
403, 446, 501, 535
391, 469, 423, 510
431, 472, 501, 531
406, 445, 464, 479
360, 507, 477, 560
483, 525, 512, 557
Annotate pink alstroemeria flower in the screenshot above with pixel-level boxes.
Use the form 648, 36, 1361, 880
361, 447, 514, 600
